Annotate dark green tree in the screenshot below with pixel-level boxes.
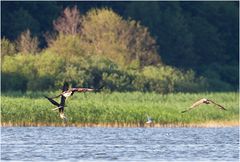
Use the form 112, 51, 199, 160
124, 2, 196, 68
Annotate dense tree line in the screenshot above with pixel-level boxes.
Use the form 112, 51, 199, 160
1, 1, 238, 92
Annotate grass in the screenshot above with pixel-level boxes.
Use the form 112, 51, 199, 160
1, 91, 239, 127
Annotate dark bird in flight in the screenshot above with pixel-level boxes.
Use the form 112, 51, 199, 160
44, 82, 68, 120
51, 82, 103, 99
181, 98, 227, 113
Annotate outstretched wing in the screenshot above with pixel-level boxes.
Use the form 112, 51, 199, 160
74, 88, 95, 93
208, 99, 227, 111
44, 96, 60, 107
190, 98, 206, 108
69, 85, 104, 96
181, 98, 206, 113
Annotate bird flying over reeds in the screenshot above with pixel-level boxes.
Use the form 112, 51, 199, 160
181, 98, 227, 113
44, 82, 68, 120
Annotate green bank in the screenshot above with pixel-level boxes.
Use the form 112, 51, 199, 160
1, 92, 239, 127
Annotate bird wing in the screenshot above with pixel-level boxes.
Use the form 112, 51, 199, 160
44, 96, 60, 107
181, 107, 197, 113
190, 98, 206, 108
75, 88, 95, 92
181, 98, 205, 113
208, 99, 227, 111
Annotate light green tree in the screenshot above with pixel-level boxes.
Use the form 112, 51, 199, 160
81, 8, 161, 67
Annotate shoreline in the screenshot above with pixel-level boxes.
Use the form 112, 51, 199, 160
1, 120, 239, 128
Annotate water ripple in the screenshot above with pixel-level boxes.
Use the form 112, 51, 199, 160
1, 127, 239, 161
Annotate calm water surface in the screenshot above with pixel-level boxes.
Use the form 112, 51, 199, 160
1, 127, 239, 161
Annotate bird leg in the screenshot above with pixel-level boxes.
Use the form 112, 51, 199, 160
52, 106, 63, 111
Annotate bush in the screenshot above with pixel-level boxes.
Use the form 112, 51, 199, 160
102, 71, 134, 92
16, 29, 39, 54
2, 72, 28, 92
48, 34, 86, 59
1, 52, 210, 93
1, 38, 16, 60
201, 64, 237, 91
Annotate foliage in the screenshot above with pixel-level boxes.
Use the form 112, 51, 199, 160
16, 29, 39, 54
53, 5, 82, 35
1, 38, 16, 60
2, 54, 38, 90
124, 2, 195, 68
47, 34, 86, 59
1, 72, 28, 92
81, 8, 161, 67
1, 51, 209, 93
2, 7, 40, 40
1, 2, 238, 91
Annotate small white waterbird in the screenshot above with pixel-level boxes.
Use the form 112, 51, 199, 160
146, 115, 153, 124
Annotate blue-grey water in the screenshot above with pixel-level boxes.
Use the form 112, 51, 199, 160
1, 127, 239, 161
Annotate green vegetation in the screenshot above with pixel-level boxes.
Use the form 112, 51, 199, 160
2, 2, 238, 91
1, 2, 239, 92
1, 92, 238, 126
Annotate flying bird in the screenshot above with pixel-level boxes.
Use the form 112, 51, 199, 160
44, 82, 68, 120
181, 98, 227, 113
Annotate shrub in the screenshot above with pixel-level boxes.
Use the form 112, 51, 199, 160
1, 38, 16, 60
53, 6, 82, 35
15, 29, 39, 54
48, 34, 87, 60
2, 72, 28, 92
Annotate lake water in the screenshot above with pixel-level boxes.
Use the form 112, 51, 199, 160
1, 127, 239, 161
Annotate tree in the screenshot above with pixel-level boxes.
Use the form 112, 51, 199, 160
1, 38, 16, 60
53, 6, 82, 35
16, 29, 39, 54
124, 2, 195, 68
81, 8, 161, 67
2, 8, 40, 41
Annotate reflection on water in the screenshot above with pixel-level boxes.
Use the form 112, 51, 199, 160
1, 127, 239, 161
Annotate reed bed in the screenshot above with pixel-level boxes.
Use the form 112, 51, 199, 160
1, 92, 239, 127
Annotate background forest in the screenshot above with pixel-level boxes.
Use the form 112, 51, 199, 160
1, 1, 239, 92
